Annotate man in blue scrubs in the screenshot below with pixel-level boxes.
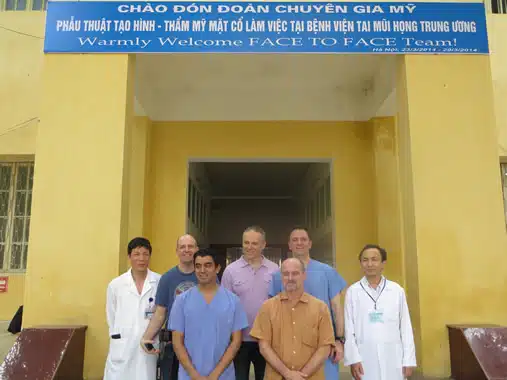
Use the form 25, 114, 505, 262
269, 227, 347, 380
169, 248, 249, 380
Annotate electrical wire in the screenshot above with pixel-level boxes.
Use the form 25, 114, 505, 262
0, 117, 40, 138
0, 24, 44, 39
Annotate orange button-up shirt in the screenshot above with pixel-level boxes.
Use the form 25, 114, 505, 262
250, 291, 335, 380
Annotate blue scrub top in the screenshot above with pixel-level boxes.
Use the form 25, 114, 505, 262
269, 259, 347, 380
168, 285, 248, 380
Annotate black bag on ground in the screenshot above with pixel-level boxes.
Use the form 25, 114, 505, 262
7, 305, 23, 334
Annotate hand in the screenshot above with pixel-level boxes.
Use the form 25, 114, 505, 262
285, 370, 308, 380
331, 340, 344, 363
350, 362, 364, 380
140, 338, 159, 355
403, 367, 414, 378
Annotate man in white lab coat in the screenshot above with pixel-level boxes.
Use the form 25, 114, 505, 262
344, 244, 416, 380
103, 237, 161, 380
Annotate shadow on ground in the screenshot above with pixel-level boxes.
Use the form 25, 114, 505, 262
248, 367, 450, 380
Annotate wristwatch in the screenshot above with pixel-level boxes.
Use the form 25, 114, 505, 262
336, 336, 346, 344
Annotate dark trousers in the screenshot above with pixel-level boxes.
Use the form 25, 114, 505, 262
234, 341, 266, 380
160, 342, 179, 380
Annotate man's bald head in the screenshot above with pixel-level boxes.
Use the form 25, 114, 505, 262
176, 234, 198, 249
281, 257, 306, 273
176, 234, 198, 265
281, 257, 306, 293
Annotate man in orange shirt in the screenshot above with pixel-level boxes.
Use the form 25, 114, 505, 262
250, 258, 335, 380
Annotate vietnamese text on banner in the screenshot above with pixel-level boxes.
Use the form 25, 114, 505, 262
43, 1, 489, 54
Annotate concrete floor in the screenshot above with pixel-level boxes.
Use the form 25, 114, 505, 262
0, 321, 18, 363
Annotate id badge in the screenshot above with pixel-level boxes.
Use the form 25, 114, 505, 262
145, 297, 155, 320
144, 309, 154, 319
369, 310, 384, 324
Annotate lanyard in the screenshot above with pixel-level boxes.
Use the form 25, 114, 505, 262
360, 279, 386, 310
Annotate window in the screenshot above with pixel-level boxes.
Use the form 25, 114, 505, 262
200, 195, 205, 233
187, 178, 192, 219
501, 163, 507, 224
0, 162, 34, 271
196, 192, 201, 231
187, 178, 208, 234
31, 0, 47, 10
491, 0, 507, 13
1, 0, 46, 10
192, 182, 197, 225
325, 176, 331, 218
3, 0, 26, 10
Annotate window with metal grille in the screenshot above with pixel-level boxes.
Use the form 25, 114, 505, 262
492, 0, 507, 13
1, 0, 46, 10
0, 162, 34, 272
501, 163, 507, 225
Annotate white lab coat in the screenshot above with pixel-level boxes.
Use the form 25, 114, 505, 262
344, 277, 416, 380
103, 268, 161, 380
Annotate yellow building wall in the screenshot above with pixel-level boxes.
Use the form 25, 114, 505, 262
487, 15, 507, 157
0, 12, 44, 321
398, 54, 507, 377
371, 117, 404, 287
0, 12, 44, 155
22, 53, 135, 380
125, 116, 152, 271
144, 122, 378, 286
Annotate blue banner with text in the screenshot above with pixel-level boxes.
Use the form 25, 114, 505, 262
43, 1, 489, 54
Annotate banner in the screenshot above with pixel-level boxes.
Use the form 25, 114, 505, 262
43, 1, 489, 54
